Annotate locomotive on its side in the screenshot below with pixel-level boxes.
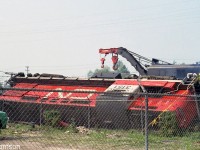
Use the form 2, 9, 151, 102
0, 72, 199, 129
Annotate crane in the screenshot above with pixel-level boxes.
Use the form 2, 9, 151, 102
99, 47, 171, 76
99, 47, 200, 79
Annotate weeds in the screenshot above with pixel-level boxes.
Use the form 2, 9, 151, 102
0, 123, 200, 150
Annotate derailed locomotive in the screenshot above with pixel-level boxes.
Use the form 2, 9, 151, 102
0, 72, 199, 129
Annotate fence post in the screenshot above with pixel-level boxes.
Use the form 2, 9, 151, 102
137, 77, 149, 150
139, 82, 148, 150
2, 100, 4, 111
40, 100, 43, 126
87, 97, 91, 129
87, 106, 91, 129
144, 92, 148, 150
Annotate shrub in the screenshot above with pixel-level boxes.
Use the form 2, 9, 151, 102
158, 111, 181, 137
43, 110, 61, 127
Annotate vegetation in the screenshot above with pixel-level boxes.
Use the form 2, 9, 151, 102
87, 60, 130, 77
43, 110, 61, 127
158, 111, 182, 137
1, 123, 200, 150
115, 60, 130, 74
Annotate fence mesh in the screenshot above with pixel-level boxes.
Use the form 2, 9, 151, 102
0, 87, 200, 150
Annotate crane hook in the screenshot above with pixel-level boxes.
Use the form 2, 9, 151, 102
113, 64, 118, 70
112, 54, 118, 70
100, 57, 106, 68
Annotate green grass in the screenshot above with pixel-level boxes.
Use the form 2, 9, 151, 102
1, 123, 200, 150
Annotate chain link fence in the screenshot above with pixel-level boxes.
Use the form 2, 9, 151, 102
0, 87, 200, 150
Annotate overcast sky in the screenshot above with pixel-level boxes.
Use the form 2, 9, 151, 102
0, 0, 200, 78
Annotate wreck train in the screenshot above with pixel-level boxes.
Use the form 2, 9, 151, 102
0, 72, 199, 129
0, 47, 200, 129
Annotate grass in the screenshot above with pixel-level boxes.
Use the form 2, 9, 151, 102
0, 123, 200, 150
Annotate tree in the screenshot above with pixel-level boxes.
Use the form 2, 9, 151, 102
87, 66, 111, 78
172, 60, 177, 65
0, 82, 3, 95
87, 60, 130, 77
115, 60, 130, 74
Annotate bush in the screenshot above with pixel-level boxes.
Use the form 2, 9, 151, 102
158, 111, 181, 137
43, 110, 61, 127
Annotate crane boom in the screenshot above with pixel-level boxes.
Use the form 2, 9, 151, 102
99, 47, 150, 75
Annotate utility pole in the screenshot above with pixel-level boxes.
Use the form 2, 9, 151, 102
25, 66, 30, 75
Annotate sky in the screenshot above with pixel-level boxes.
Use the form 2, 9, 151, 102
0, 0, 200, 78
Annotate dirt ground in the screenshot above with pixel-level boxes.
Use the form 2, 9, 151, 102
0, 138, 77, 150
0, 138, 142, 150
